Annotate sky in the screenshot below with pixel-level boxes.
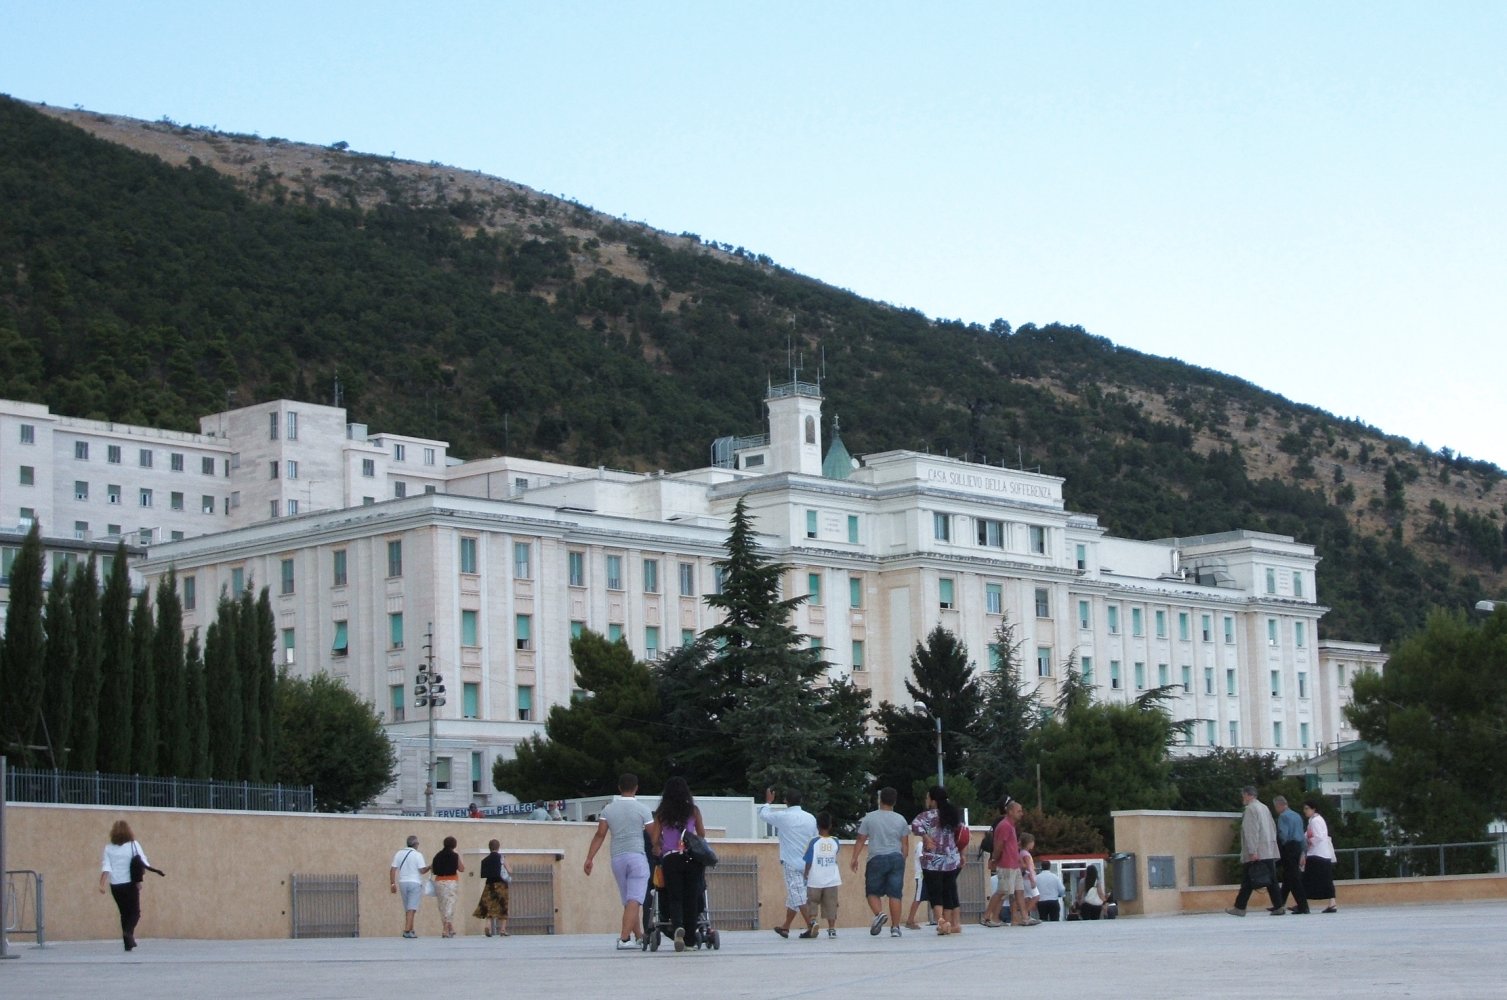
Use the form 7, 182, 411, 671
7, 2, 1505, 468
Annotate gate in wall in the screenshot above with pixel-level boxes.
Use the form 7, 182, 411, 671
290, 873, 360, 938
705, 855, 760, 930
507, 863, 556, 935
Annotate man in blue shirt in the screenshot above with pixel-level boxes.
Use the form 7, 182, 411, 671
1271, 795, 1309, 915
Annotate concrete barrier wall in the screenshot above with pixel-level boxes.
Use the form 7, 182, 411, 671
8, 804, 904, 942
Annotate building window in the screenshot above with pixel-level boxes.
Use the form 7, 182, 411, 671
182, 574, 196, 611
285, 460, 298, 480
390, 685, 404, 722
570, 620, 585, 639
107, 444, 121, 464
933, 512, 951, 542
280, 558, 295, 595
1204, 666, 1214, 695
16, 465, 33, 486
393, 443, 406, 462
1201, 615, 1213, 642
514, 541, 531, 580
201, 456, 215, 475
170, 491, 184, 511
74, 520, 88, 539
434, 757, 451, 790
1158, 663, 1169, 687
569, 551, 586, 587
19, 423, 34, 444
361, 458, 376, 478
1273, 721, 1284, 747
1229, 721, 1239, 747
387, 539, 403, 577
1107, 606, 1120, 635
268, 412, 279, 440
1267, 619, 1279, 646
1110, 660, 1122, 690
977, 518, 1005, 548
606, 555, 623, 591
679, 562, 695, 597
1297, 671, 1308, 699
847, 515, 859, 544
139, 488, 153, 507
645, 626, 660, 659
139, 448, 153, 469
333, 549, 348, 587
389, 613, 404, 649
76, 441, 89, 460
74, 479, 88, 500
332, 620, 349, 656
1037, 647, 1053, 678
455, 537, 477, 575
517, 686, 534, 722
269, 500, 280, 518
848, 576, 863, 609
513, 477, 529, 494
1300, 722, 1310, 748
608, 623, 624, 643
1206, 720, 1217, 746
1134, 661, 1145, 690
1178, 612, 1190, 641
1075, 543, 1087, 570
1029, 525, 1046, 554
1035, 587, 1050, 618
170, 531, 184, 541
230, 568, 246, 596
1293, 572, 1304, 598
461, 610, 479, 647
1155, 610, 1167, 638
1294, 621, 1307, 648
394, 481, 406, 499
986, 583, 1003, 615
202, 494, 215, 514
287, 412, 298, 441
1081, 655, 1094, 686
852, 640, 865, 671
463, 682, 479, 719
472, 752, 485, 793
938, 578, 955, 610
1131, 608, 1143, 636
1265, 568, 1277, 594
807, 571, 822, 605
424, 447, 435, 466
1181, 664, 1192, 692
1270, 669, 1281, 698
1224, 616, 1235, 644
1227, 668, 1237, 697
281, 628, 296, 664
1078, 600, 1091, 630
515, 614, 532, 651
805, 509, 818, 539
681, 628, 695, 647
643, 558, 659, 594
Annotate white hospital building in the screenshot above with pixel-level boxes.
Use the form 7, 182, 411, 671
1, 386, 1383, 811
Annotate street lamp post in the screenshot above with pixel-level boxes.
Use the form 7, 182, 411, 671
915, 701, 943, 788
412, 623, 444, 817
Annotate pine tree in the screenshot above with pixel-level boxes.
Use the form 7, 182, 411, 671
236, 585, 262, 779
41, 562, 77, 769
153, 568, 187, 777
97, 542, 134, 773
69, 555, 103, 771
129, 584, 157, 775
205, 592, 243, 779
964, 615, 1041, 808
1, 522, 46, 763
184, 630, 210, 778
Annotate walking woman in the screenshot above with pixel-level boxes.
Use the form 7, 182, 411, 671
98, 819, 152, 951
910, 785, 966, 935
1074, 864, 1105, 919
1301, 798, 1340, 914
430, 836, 466, 937
474, 839, 511, 937
648, 776, 708, 952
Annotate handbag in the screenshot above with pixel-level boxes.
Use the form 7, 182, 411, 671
423, 877, 437, 897
1249, 859, 1276, 889
684, 831, 719, 868
130, 843, 146, 884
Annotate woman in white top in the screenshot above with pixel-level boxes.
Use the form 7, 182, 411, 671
99, 819, 151, 950
1301, 798, 1339, 914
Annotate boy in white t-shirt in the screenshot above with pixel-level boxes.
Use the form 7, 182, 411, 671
803, 812, 843, 938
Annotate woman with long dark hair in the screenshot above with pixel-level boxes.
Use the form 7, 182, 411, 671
98, 819, 151, 951
1074, 864, 1105, 919
910, 785, 965, 934
648, 776, 708, 952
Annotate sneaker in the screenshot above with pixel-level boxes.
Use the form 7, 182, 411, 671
827, 928, 837, 938
615, 937, 637, 950
673, 927, 686, 953
903, 921, 922, 930
402, 930, 417, 938
1025, 917, 1042, 926
870, 913, 888, 936
798, 923, 820, 940
1224, 907, 1246, 917
890, 926, 902, 938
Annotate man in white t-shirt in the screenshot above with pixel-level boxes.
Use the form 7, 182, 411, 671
389, 834, 430, 938
760, 787, 819, 939
584, 773, 656, 950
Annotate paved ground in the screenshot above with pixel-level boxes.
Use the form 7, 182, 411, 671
4, 901, 1505, 999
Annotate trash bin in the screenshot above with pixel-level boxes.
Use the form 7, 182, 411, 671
1110, 852, 1137, 903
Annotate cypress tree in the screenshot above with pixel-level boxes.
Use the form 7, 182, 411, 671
1, 521, 46, 763
205, 592, 242, 779
153, 568, 187, 777
184, 630, 210, 779
129, 584, 157, 775
41, 562, 77, 769
255, 586, 277, 781
236, 585, 261, 779
98, 542, 134, 773
69, 555, 103, 771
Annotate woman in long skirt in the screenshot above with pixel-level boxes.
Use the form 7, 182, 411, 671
473, 839, 511, 936
1301, 798, 1339, 914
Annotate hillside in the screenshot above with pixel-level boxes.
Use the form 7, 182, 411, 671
3, 97, 1504, 644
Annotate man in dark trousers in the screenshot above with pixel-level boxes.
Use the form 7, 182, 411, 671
1271, 795, 1309, 914
1225, 786, 1281, 917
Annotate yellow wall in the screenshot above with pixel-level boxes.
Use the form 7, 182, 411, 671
8, 804, 890, 941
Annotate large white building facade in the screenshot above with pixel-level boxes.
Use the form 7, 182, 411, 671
4, 387, 1381, 811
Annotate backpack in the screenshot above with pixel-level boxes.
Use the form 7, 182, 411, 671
978, 824, 994, 857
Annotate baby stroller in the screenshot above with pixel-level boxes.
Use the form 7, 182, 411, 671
642, 850, 721, 952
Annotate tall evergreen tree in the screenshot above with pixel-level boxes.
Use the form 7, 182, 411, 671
1, 522, 46, 763
236, 585, 263, 779
964, 615, 1041, 808
129, 584, 157, 775
97, 542, 134, 773
41, 562, 77, 769
153, 568, 187, 777
184, 630, 210, 779
69, 555, 103, 771
204, 592, 243, 779
254, 587, 277, 781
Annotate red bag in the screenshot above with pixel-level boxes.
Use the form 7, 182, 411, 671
956, 825, 971, 849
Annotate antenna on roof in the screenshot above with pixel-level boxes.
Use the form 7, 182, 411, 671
333, 375, 343, 409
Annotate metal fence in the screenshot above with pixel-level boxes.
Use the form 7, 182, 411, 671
959, 856, 991, 923
1190, 840, 1505, 887
704, 855, 760, 930
4, 766, 314, 812
290, 874, 360, 938
3, 870, 45, 947
507, 863, 556, 935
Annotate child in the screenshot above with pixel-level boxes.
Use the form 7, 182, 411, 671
803, 812, 843, 938
1019, 833, 1042, 926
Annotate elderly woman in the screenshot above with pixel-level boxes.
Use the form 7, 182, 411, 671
473, 839, 511, 937
1301, 798, 1340, 914
98, 819, 152, 951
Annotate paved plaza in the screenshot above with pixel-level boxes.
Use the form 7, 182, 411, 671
4, 901, 1505, 999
